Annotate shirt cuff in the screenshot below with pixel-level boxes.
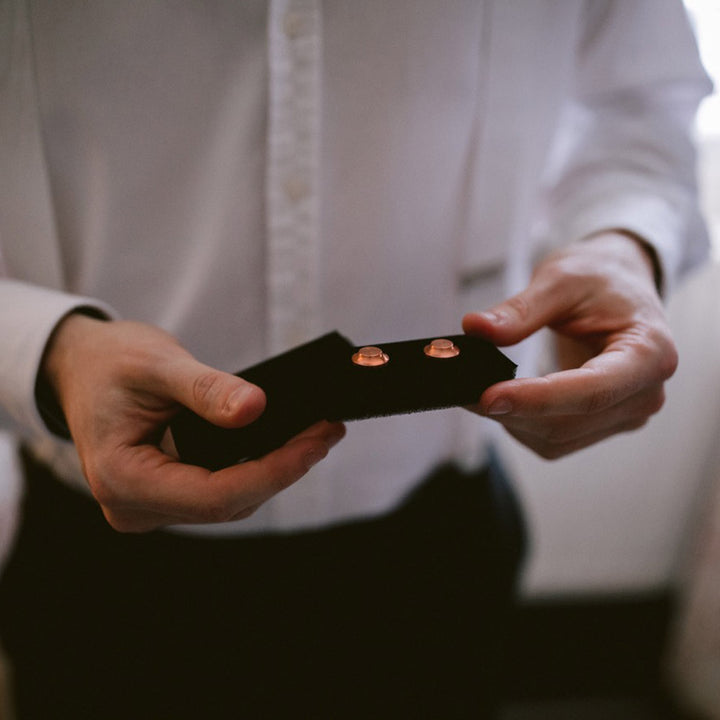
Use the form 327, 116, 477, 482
546, 178, 710, 298
0, 280, 118, 440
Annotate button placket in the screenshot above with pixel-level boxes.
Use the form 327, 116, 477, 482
266, 0, 323, 354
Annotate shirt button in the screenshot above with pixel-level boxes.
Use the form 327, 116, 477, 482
283, 176, 311, 203
283, 11, 305, 38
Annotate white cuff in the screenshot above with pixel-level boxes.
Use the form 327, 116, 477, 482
0, 280, 118, 439
547, 175, 710, 297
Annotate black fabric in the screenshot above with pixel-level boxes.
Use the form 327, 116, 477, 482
505, 593, 679, 704
170, 331, 517, 468
0, 451, 525, 720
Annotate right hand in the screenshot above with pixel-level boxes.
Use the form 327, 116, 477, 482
42, 314, 345, 532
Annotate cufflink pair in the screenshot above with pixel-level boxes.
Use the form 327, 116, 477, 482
352, 338, 459, 366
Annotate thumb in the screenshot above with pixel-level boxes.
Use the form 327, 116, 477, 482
162, 357, 266, 429
462, 286, 557, 347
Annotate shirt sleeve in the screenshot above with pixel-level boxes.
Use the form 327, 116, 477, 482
538, 0, 714, 296
0, 278, 118, 440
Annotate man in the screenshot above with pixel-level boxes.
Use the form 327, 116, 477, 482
0, 1, 711, 717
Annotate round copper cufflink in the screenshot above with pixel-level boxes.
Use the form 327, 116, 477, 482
423, 338, 460, 359
352, 346, 390, 367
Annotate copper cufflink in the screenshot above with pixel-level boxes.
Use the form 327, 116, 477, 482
424, 338, 460, 359
351, 339, 459, 366
352, 346, 390, 367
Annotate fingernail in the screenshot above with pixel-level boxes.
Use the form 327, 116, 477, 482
225, 384, 254, 414
486, 398, 513, 416
482, 310, 507, 325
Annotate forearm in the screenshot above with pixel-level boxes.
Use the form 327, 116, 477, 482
539, 0, 712, 295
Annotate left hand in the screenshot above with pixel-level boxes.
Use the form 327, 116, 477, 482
463, 231, 678, 459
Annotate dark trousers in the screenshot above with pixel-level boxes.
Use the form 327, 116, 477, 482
0, 451, 525, 719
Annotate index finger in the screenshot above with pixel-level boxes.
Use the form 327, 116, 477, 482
479, 345, 658, 418
106, 421, 346, 525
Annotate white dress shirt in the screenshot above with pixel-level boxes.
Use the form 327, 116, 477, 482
0, 0, 711, 534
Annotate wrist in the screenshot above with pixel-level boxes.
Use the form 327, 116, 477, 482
36, 312, 107, 437
43, 313, 102, 391
582, 229, 663, 295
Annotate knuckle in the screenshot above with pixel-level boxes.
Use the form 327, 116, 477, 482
263, 447, 328, 494
106, 518, 133, 532
192, 371, 223, 409
84, 454, 125, 508
504, 294, 532, 323
102, 510, 150, 534
198, 495, 237, 524
634, 325, 679, 381
200, 504, 230, 525
103, 512, 130, 532
658, 342, 679, 380
231, 506, 259, 521
270, 464, 303, 493
645, 387, 666, 416
583, 385, 617, 414
535, 442, 566, 461
620, 417, 649, 435
89, 475, 120, 509
537, 260, 568, 288
539, 254, 597, 291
